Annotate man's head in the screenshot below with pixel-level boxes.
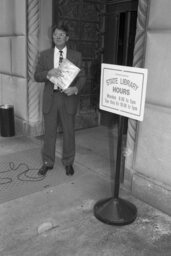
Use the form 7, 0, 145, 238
52, 23, 69, 50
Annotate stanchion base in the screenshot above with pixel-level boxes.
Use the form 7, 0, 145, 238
94, 197, 137, 226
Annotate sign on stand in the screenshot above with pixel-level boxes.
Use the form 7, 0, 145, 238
99, 63, 148, 121
94, 64, 148, 226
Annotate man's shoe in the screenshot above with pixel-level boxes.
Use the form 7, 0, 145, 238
65, 165, 74, 176
38, 165, 53, 176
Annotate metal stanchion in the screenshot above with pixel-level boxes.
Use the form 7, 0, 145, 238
94, 115, 137, 225
0, 105, 15, 137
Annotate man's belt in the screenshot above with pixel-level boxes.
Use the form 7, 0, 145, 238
53, 88, 63, 93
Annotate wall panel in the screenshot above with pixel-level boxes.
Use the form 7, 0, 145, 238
145, 32, 171, 107
135, 105, 171, 185
0, 38, 11, 73
11, 37, 27, 77
0, 0, 26, 35
0, 0, 27, 123
0, 75, 27, 119
148, 0, 171, 29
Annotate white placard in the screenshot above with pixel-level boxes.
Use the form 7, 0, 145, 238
99, 63, 148, 121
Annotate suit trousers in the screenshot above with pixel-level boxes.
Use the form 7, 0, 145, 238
42, 92, 75, 167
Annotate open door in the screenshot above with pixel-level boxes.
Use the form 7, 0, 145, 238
52, 0, 105, 129
101, 0, 138, 130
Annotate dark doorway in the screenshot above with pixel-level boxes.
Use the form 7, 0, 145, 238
101, 0, 138, 182
101, 0, 138, 131
52, 0, 138, 131
52, 0, 105, 130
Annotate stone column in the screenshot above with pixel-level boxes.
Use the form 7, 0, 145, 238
27, 0, 43, 135
125, 0, 149, 176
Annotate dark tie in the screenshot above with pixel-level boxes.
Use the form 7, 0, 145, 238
59, 50, 63, 64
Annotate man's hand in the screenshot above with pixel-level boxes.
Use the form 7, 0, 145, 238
47, 68, 63, 79
63, 87, 78, 96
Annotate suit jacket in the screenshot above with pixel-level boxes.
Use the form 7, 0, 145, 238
34, 47, 86, 115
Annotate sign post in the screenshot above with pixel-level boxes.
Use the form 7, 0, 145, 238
94, 64, 148, 225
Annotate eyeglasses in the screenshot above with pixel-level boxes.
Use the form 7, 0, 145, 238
53, 33, 67, 38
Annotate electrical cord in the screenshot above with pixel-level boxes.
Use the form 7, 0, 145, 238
0, 161, 45, 185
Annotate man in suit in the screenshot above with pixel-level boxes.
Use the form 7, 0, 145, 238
34, 23, 86, 176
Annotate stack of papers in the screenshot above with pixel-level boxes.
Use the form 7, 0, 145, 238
48, 58, 80, 90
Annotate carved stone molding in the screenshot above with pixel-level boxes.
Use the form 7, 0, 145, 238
27, 0, 40, 123
126, 0, 149, 170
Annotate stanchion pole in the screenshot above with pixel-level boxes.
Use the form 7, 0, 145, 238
94, 115, 137, 225
113, 115, 124, 199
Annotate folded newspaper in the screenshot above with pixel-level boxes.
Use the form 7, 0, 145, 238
48, 58, 80, 90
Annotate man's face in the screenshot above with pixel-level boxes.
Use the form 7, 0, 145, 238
53, 28, 69, 49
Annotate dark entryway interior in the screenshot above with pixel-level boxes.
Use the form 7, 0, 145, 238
52, 0, 138, 131
101, 0, 138, 132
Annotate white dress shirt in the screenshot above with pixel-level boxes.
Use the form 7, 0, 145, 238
53, 46, 67, 90
54, 46, 67, 68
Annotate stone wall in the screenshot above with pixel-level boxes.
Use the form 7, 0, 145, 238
0, 0, 52, 136
125, 0, 171, 215
0, 0, 27, 133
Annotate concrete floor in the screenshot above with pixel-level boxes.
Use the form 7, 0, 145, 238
0, 126, 171, 256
